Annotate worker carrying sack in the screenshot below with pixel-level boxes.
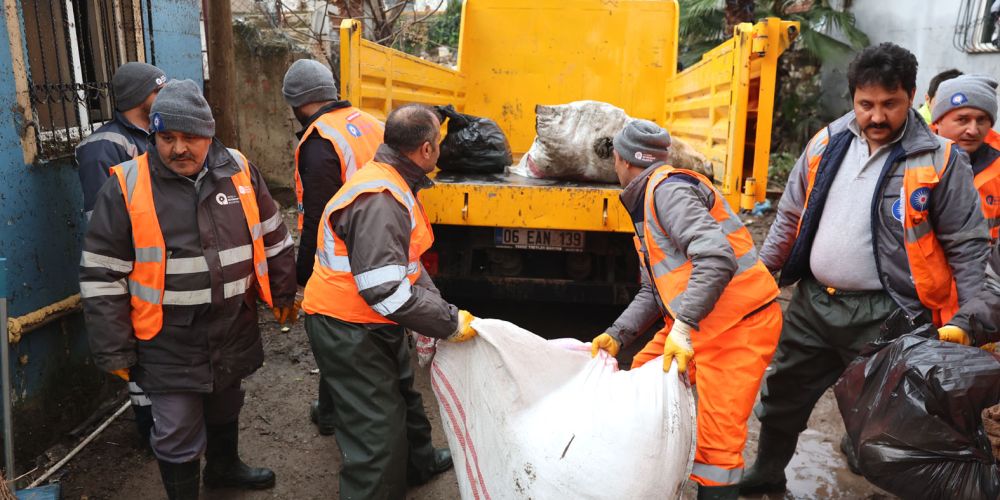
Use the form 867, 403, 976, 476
511, 100, 713, 183
435, 105, 512, 174
430, 318, 695, 500
835, 327, 1000, 500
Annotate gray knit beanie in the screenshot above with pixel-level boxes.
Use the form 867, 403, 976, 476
282, 59, 338, 107
112, 62, 166, 112
149, 79, 215, 138
932, 75, 998, 125
613, 119, 671, 168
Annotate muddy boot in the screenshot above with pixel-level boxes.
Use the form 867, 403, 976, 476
157, 459, 200, 500
840, 434, 862, 475
309, 399, 335, 436
739, 427, 798, 495
697, 484, 739, 500
202, 421, 276, 490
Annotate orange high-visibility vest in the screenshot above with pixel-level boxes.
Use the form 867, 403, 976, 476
801, 128, 960, 325
642, 165, 778, 333
975, 129, 1000, 241
111, 149, 273, 340
293, 107, 383, 230
302, 161, 434, 324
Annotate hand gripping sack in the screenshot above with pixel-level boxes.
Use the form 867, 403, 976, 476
430, 319, 696, 499
436, 104, 513, 174
835, 332, 1000, 500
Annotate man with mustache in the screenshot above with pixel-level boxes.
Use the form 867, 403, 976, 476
741, 43, 990, 495
80, 80, 298, 499
75, 61, 166, 449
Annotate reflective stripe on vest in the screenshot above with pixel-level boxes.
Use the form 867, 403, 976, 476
642, 166, 778, 333
301, 161, 433, 324
110, 150, 274, 340
293, 108, 384, 231
800, 137, 960, 326
975, 130, 1000, 241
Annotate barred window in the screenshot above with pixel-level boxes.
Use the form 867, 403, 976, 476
955, 0, 1000, 54
22, 0, 148, 160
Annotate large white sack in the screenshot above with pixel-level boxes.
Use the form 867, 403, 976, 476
430, 319, 696, 500
511, 101, 713, 183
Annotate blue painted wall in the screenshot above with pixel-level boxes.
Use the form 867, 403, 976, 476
0, 0, 203, 463
147, 0, 205, 86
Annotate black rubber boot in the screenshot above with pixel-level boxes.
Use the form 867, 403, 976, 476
697, 484, 740, 500
409, 448, 453, 486
840, 434, 862, 475
202, 421, 276, 490
309, 399, 335, 436
738, 427, 798, 496
157, 458, 200, 500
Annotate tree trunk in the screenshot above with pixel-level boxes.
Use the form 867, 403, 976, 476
724, 0, 755, 35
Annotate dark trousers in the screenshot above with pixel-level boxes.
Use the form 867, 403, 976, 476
755, 278, 896, 437
305, 314, 437, 500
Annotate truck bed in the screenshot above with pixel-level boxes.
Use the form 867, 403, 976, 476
421, 169, 634, 233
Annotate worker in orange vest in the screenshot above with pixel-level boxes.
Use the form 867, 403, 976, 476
302, 104, 477, 498
743, 43, 990, 495
80, 80, 298, 500
931, 75, 1000, 347
591, 119, 782, 500
930, 75, 1000, 241
282, 58, 383, 435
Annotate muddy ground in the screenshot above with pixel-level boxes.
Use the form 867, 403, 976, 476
33, 210, 891, 499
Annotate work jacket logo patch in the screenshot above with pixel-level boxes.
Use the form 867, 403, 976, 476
891, 199, 903, 222
909, 187, 931, 211
215, 193, 241, 206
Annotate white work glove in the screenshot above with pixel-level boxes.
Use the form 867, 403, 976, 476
663, 321, 694, 373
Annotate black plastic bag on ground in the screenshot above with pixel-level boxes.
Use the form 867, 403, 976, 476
834, 331, 1000, 499
435, 105, 512, 174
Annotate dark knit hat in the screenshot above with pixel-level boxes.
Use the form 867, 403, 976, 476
932, 75, 999, 125
282, 59, 338, 107
613, 119, 671, 168
112, 62, 166, 112
149, 79, 215, 138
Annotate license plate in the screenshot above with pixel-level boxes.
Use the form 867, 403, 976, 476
494, 228, 585, 252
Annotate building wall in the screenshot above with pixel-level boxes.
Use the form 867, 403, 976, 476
821, 1, 1000, 116
0, 0, 203, 467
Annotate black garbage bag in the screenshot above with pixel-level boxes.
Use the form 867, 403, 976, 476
834, 330, 1000, 500
435, 105, 512, 173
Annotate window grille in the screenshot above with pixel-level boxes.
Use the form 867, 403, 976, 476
955, 0, 1000, 54
22, 0, 147, 161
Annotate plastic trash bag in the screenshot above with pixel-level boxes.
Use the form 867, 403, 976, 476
436, 105, 513, 174
834, 332, 1000, 500
430, 318, 695, 500
510, 100, 713, 183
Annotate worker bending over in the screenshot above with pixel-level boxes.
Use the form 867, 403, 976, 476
302, 104, 478, 499
591, 119, 782, 500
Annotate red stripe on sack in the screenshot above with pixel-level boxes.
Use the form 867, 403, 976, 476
431, 369, 483, 500
432, 363, 491, 499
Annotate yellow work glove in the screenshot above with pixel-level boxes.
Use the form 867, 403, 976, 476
982, 343, 998, 353
590, 333, 620, 357
448, 310, 478, 343
111, 368, 130, 381
663, 321, 694, 373
938, 325, 971, 346
272, 300, 301, 326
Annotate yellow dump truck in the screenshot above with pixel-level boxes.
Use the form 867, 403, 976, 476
338, 0, 798, 304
